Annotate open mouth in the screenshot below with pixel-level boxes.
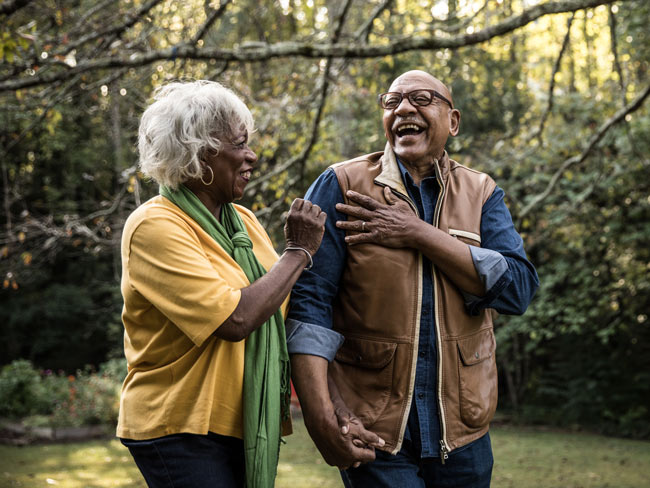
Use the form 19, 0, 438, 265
395, 123, 425, 138
240, 170, 252, 181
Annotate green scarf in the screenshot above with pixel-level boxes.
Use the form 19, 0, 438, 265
160, 185, 291, 488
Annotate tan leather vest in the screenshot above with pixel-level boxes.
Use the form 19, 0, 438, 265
329, 144, 498, 455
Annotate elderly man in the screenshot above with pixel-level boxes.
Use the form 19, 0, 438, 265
286, 70, 539, 487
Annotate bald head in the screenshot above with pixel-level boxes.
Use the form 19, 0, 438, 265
389, 70, 454, 108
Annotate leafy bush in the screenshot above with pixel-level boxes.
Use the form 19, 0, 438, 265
0, 359, 125, 427
0, 360, 52, 418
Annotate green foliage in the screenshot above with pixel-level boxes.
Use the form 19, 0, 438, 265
0, 267, 124, 371
0, 359, 125, 427
50, 366, 123, 428
0, 360, 55, 418
496, 85, 650, 438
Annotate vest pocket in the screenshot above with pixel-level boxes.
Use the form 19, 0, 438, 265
456, 329, 498, 428
448, 228, 481, 246
331, 337, 397, 427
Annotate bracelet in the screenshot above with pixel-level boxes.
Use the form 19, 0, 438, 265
284, 246, 314, 271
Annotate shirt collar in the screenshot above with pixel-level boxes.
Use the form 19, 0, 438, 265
395, 156, 438, 190
375, 143, 449, 196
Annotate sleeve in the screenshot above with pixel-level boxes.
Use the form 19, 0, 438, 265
464, 186, 540, 316
125, 214, 241, 347
286, 169, 346, 361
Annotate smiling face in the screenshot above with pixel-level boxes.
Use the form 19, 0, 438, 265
204, 124, 257, 205
382, 71, 460, 170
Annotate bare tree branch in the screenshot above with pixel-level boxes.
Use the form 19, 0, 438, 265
191, 0, 232, 45
430, 1, 488, 34
59, 0, 165, 56
0, 73, 87, 159
1, 161, 11, 243
0, 0, 31, 16
353, 0, 394, 42
518, 83, 650, 222
530, 12, 575, 143
246, 0, 355, 194
331, 0, 354, 41
0, 0, 631, 92
62, 0, 117, 45
608, 5, 626, 101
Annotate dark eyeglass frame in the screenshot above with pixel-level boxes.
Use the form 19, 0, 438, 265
377, 89, 454, 110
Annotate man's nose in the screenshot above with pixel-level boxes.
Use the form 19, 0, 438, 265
394, 95, 417, 115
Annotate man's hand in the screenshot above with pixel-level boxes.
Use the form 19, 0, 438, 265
291, 354, 385, 470
337, 186, 486, 296
302, 399, 384, 469
335, 187, 420, 248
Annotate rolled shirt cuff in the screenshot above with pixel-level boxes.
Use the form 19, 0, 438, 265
470, 245, 508, 290
285, 318, 345, 362
463, 246, 512, 315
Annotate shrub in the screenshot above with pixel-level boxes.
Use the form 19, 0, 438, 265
0, 359, 125, 427
50, 366, 122, 427
0, 360, 51, 418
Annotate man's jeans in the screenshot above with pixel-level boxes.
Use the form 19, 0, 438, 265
121, 432, 245, 488
340, 432, 493, 488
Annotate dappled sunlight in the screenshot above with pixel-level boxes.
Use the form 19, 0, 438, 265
0, 440, 143, 488
1, 426, 648, 487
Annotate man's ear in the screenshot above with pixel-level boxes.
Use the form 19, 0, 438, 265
449, 109, 461, 136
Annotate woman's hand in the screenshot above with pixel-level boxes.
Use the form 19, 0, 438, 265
284, 198, 327, 256
215, 199, 326, 342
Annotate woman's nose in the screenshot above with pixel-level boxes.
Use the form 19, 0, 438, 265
246, 147, 258, 163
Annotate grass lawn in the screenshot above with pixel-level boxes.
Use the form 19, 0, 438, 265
1, 420, 649, 487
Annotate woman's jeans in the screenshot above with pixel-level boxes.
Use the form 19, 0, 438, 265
121, 432, 245, 488
340, 432, 493, 488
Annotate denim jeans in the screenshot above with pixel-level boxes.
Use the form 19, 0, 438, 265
121, 432, 245, 488
340, 432, 493, 488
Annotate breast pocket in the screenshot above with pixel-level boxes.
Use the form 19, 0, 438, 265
449, 228, 481, 247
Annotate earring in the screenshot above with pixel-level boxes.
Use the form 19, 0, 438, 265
201, 166, 214, 186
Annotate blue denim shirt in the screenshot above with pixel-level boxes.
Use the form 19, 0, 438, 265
286, 163, 539, 458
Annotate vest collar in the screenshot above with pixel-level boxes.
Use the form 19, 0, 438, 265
375, 143, 451, 192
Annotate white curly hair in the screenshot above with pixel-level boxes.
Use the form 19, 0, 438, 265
137, 80, 255, 189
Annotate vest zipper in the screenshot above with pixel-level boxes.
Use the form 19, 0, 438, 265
377, 182, 422, 454
439, 439, 449, 464
432, 158, 450, 459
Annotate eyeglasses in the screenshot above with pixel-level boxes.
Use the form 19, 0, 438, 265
377, 89, 453, 110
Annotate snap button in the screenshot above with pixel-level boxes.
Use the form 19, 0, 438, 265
474, 352, 480, 359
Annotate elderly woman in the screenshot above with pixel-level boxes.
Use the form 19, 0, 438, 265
117, 80, 326, 488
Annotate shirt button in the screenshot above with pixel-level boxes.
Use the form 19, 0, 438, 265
419, 351, 426, 358
418, 392, 425, 399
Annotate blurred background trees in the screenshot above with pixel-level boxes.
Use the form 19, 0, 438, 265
1, 0, 648, 436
